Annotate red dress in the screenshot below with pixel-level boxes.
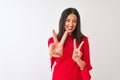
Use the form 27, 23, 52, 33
48, 35, 92, 80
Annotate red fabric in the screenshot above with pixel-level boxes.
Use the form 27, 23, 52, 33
48, 35, 92, 80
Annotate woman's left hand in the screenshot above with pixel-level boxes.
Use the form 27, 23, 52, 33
72, 39, 84, 62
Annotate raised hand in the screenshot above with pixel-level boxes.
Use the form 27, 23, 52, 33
72, 39, 84, 62
49, 29, 68, 57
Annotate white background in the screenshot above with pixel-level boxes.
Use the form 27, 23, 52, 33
0, 0, 120, 80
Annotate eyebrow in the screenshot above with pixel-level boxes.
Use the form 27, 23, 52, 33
66, 19, 77, 20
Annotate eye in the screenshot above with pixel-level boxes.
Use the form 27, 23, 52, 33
73, 20, 77, 23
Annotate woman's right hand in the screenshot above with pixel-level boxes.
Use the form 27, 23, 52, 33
49, 29, 68, 57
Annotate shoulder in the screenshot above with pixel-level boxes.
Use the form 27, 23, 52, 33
82, 36, 89, 42
81, 36, 90, 46
48, 37, 53, 42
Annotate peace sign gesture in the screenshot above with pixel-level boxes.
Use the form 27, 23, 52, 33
72, 39, 84, 62
49, 29, 68, 57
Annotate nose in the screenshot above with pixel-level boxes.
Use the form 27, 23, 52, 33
69, 21, 73, 26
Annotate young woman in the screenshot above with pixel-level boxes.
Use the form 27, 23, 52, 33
48, 7, 92, 80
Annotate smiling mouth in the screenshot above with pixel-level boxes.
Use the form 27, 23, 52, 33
68, 26, 73, 30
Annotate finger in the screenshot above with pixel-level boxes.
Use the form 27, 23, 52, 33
52, 54, 61, 57
49, 44, 54, 57
52, 29, 58, 43
78, 41, 84, 50
74, 39, 76, 49
49, 43, 54, 49
60, 31, 68, 45
49, 43, 54, 53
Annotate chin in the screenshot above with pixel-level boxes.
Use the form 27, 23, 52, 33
65, 29, 73, 33
67, 31, 72, 35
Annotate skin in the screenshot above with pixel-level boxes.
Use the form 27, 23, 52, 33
49, 29, 68, 57
64, 13, 77, 35
49, 13, 86, 69
72, 39, 86, 70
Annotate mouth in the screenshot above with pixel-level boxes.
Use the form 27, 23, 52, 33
68, 26, 73, 30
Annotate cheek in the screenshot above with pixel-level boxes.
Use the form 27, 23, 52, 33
73, 25, 77, 29
64, 26, 67, 31
74, 23, 77, 28
74, 23, 77, 27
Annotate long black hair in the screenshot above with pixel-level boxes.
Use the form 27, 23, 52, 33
57, 7, 85, 44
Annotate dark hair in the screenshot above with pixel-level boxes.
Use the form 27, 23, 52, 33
57, 7, 85, 43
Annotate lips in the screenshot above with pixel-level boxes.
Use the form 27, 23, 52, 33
68, 26, 73, 30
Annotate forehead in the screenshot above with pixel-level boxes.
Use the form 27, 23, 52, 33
66, 13, 77, 19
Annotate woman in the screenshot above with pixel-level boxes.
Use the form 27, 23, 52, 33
48, 7, 92, 80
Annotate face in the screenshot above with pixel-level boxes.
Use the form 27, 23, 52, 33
64, 13, 77, 34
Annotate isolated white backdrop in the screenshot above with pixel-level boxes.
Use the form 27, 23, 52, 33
0, 0, 120, 80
